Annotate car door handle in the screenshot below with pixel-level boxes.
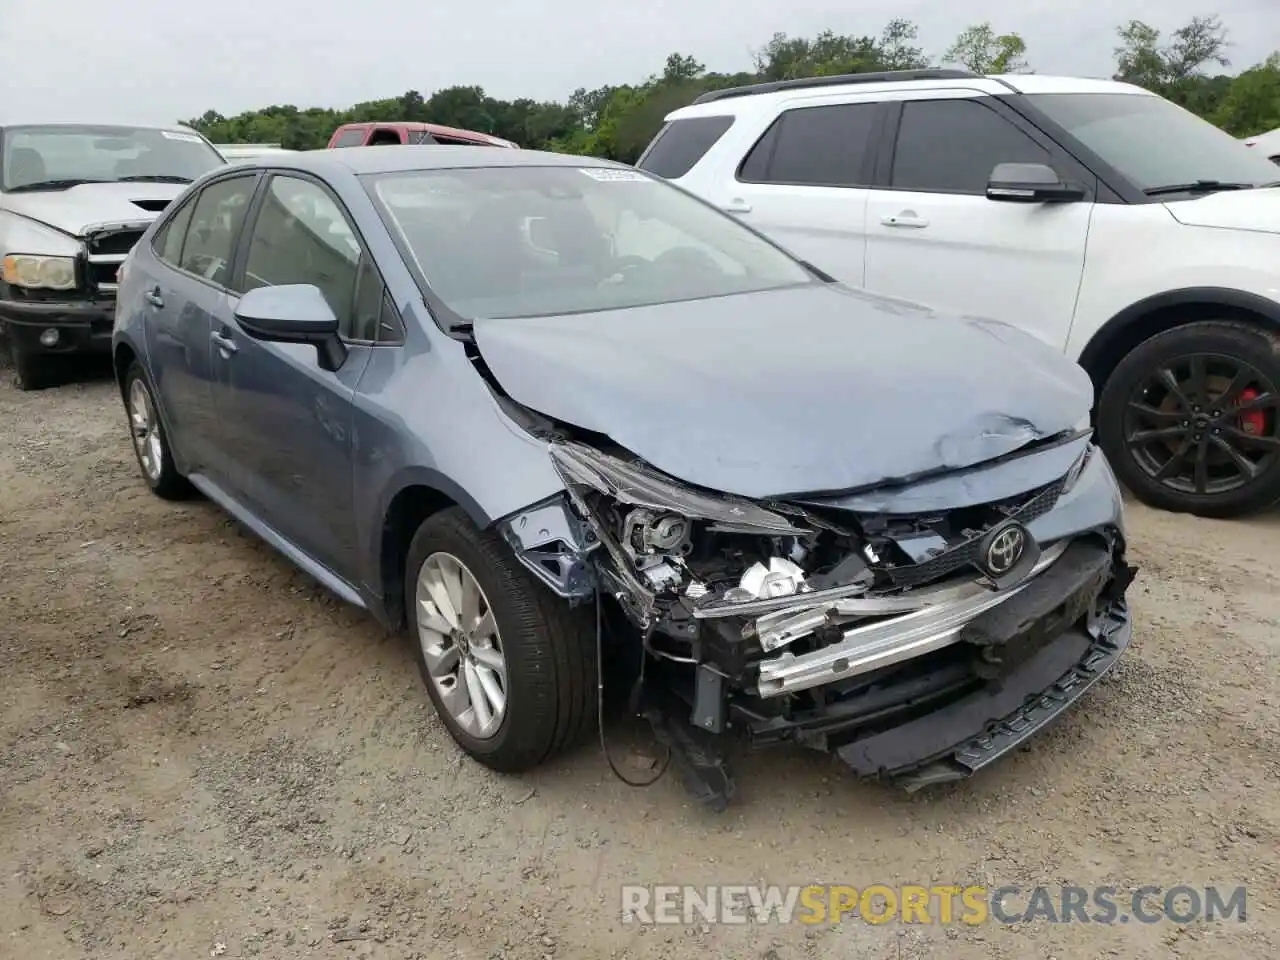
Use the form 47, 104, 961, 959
144, 288, 164, 308
723, 199, 752, 214
881, 213, 929, 228
210, 329, 238, 355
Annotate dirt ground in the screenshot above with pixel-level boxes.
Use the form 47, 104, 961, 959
1, 356, 1277, 960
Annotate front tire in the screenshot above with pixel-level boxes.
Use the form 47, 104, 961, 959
1097, 320, 1280, 518
404, 507, 596, 773
10, 340, 53, 391
123, 361, 193, 500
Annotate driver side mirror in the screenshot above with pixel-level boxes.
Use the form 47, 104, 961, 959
986, 162, 1086, 203
234, 284, 347, 372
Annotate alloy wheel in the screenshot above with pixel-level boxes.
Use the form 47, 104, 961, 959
128, 379, 164, 482
415, 551, 508, 739
1123, 352, 1280, 497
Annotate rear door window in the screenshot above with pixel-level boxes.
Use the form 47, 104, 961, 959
737, 103, 878, 187
331, 127, 366, 148
177, 175, 257, 289
637, 116, 735, 179
890, 99, 1050, 195
152, 194, 197, 267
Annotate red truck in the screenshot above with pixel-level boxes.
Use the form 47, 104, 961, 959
326, 121, 518, 149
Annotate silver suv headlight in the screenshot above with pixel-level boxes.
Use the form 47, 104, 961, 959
2, 254, 77, 291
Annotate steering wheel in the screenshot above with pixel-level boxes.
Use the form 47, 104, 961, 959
651, 246, 722, 273
597, 255, 650, 288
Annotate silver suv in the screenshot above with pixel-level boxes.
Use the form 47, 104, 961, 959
0, 121, 225, 389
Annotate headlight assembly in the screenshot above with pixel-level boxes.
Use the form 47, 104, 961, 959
1061, 443, 1094, 495
2, 254, 77, 291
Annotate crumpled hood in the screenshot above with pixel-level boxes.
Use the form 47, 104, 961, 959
473, 283, 1093, 500
2, 182, 184, 237
1164, 187, 1280, 235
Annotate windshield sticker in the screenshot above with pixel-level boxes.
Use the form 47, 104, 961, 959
578, 168, 650, 182
161, 130, 204, 142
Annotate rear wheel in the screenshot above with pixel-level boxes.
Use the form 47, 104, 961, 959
1097, 320, 1280, 518
124, 361, 193, 500
404, 507, 596, 773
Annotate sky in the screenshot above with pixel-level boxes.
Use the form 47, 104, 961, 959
5, 0, 1278, 125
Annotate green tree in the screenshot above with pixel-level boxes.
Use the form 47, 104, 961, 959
943, 22, 1029, 74
879, 18, 930, 71
186, 18, 1280, 160
1114, 15, 1231, 110
1214, 52, 1280, 135
752, 29, 886, 80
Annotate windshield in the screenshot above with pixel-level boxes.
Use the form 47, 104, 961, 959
1, 124, 225, 191
1024, 93, 1280, 194
367, 165, 815, 319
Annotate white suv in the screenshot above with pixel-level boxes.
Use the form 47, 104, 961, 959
639, 69, 1280, 518
1244, 127, 1280, 163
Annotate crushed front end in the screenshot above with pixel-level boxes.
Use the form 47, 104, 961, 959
500, 433, 1136, 810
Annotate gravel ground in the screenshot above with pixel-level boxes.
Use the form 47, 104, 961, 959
1, 356, 1277, 960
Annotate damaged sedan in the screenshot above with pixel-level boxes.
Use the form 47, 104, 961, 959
112, 147, 1136, 809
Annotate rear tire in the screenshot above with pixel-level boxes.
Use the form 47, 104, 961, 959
1097, 319, 1280, 518
123, 361, 193, 500
404, 507, 596, 773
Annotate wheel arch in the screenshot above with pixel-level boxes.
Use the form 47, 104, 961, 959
374, 471, 492, 630
112, 341, 138, 402
1078, 288, 1280, 408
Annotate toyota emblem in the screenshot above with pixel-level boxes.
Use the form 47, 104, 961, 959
984, 524, 1027, 576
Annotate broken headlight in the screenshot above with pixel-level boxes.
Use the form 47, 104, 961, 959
1061, 443, 1094, 496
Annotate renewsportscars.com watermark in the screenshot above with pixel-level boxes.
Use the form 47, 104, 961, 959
621, 884, 1247, 926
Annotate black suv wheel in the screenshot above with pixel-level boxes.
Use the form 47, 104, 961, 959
1097, 320, 1280, 518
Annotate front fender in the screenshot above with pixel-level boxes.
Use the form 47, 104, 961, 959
1077, 285, 1280, 378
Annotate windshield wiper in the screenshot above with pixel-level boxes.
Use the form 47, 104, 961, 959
1144, 180, 1256, 197
117, 174, 193, 183
5, 178, 111, 193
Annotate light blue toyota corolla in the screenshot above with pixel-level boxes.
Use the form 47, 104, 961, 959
111, 146, 1135, 809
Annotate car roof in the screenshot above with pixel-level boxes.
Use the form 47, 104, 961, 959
221, 145, 628, 177
334, 120, 514, 143
666, 73, 1154, 121
0, 118, 205, 134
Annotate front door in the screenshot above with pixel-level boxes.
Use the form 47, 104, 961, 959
863, 95, 1094, 351
212, 173, 378, 583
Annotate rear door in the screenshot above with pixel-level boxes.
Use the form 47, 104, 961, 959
862, 93, 1096, 349
665, 99, 887, 286
140, 172, 259, 482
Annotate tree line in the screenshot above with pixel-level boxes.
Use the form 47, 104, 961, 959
188, 15, 1280, 162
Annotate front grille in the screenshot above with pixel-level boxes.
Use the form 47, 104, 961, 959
86, 229, 145, 257
883, 476, 1067, 588
86, 260, 122, 297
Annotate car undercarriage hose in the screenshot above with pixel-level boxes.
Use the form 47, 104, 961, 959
595, 591, 672, 788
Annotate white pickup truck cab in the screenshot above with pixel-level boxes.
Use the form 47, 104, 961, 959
640, 69, 1280, 518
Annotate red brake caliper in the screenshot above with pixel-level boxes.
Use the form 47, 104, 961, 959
1237, 387, 1265, 436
